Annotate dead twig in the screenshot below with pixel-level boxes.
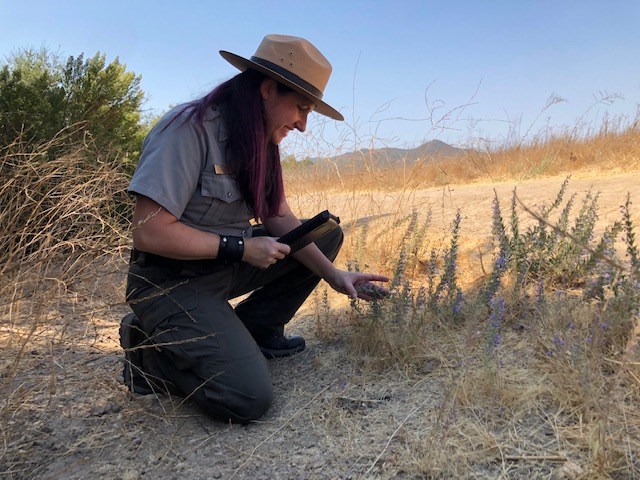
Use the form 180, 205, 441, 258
504, 455, 567, 462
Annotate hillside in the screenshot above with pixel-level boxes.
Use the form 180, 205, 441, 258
312, 139, 470, 169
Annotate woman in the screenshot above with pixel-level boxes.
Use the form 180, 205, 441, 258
121, 34, 388, 424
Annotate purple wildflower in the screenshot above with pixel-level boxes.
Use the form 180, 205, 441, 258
496, 250, 508, 270
452, 288, 464, 315
552, 336, 567, 348
536, 280, 545, 307
486, 296, 506, 355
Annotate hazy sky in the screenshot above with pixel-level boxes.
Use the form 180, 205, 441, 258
2, 0, 639, 157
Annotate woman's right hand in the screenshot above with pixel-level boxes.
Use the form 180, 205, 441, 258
242, 237, 291, 269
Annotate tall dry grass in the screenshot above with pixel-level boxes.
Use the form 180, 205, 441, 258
0, 132, 132, 477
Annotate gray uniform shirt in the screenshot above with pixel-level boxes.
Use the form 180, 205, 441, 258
128, 105, 253, 238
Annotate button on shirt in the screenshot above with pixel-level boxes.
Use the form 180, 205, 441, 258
128, 105, 253, 238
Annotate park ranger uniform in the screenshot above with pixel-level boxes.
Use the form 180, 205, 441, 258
123, 105, 342, 424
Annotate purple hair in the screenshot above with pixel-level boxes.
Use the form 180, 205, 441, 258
178, 69, 286, 221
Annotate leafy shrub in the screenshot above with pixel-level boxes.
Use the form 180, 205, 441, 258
0, 47, 146, 166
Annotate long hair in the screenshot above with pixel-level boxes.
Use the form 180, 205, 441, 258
180, 69, 286, 221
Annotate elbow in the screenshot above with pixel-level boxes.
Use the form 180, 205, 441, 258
130, 197, 176, 254
132, 225, 159, 253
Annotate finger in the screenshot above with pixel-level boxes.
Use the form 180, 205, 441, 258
362, 274, 390, 282
357, 292, 373, 301
355, 283, 389, 299
346, 285, 358, 299
276, 242, 291, 255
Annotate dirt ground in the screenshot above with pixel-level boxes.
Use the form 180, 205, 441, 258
1, 172, 638, 479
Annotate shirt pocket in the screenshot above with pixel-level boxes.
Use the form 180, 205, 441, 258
199, 171, 243, 226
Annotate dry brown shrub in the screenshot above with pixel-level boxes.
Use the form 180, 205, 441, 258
0, 131, 132, 475
0, 130, 131, 283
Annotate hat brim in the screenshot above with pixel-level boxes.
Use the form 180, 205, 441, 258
220, 50, 344, 121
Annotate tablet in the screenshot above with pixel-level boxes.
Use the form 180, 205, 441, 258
278, 210, 341, 254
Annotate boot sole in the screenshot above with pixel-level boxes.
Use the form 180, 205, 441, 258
120, 313, 155, 395
260, 343, 306, 359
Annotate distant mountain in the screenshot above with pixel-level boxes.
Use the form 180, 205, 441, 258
312, 140, 471, 169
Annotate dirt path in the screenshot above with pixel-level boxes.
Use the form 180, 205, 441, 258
2, 172, 638, 479
320, 171, 639, 237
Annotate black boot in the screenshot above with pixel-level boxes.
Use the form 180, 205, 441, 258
255, 332, 306, 359
119, 312, 154, 395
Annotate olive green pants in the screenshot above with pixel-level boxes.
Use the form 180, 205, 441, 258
124, 225, 343, 423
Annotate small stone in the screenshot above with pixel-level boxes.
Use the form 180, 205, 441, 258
89, 405, 107, 416
553, 461, 584, 480
122, 471, 139, 480
420, 357, 441, 374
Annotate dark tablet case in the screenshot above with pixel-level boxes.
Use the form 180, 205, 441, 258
278, 210, 340, 254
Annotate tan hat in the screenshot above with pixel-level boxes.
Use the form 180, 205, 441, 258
220, 34, 344, 121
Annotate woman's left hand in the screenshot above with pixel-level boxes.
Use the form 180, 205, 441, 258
325, 270, 390, 302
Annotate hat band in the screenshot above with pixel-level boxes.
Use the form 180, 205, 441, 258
250, 56, 323, 100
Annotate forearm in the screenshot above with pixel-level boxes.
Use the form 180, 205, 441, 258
292, 243, 340, 280
263, 205, 389, 300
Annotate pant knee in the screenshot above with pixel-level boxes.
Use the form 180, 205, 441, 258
198, 377, 274, 424
232, 384, 274, 423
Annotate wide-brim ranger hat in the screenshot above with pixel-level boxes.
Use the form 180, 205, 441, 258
220, 34, 344, 121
